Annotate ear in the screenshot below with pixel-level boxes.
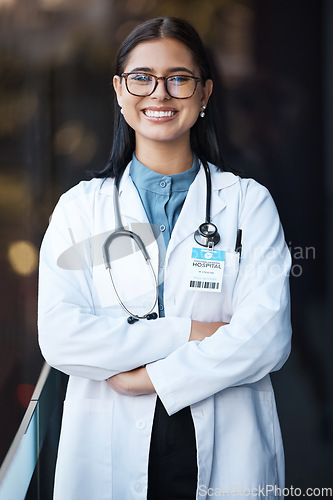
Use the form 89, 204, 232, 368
113, 75, 123, 107
201, 79, 213, 107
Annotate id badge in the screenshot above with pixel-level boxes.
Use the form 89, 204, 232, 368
187, 247, 225, 292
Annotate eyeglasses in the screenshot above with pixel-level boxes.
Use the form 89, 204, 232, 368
121, 72, 201, 99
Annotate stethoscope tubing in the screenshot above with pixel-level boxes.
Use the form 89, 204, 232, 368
102, 160, 220, 323
202, 160, 212, 223
102, 183, 158, 321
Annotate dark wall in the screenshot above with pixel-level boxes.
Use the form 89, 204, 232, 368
253, 0, 332, 489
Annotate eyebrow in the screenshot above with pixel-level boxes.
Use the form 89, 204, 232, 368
129, 66, 195, 76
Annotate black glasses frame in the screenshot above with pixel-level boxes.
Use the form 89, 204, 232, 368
120, 72, 201, 99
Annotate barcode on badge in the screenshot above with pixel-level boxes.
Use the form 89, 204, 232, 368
189, 281, 219, 290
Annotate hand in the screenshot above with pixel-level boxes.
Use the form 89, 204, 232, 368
189, 320, 228, 342
106, 367, 155, 396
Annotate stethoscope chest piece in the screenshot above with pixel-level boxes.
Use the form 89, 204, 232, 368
103, 160, 221, 324
193, 160, 221, 248
194, 222, 220, 248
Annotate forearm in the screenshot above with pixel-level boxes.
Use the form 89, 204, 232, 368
146, 279, 291, 415
106, 320, 228, 396
106, 367, 155, 395
39, 303, 191, 380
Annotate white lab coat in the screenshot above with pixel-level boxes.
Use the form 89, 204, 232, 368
38, 162, 292, 500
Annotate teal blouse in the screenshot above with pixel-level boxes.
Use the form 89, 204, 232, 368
129, 154, 199, 316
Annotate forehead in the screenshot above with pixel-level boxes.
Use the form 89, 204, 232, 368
124, 38, 197, 72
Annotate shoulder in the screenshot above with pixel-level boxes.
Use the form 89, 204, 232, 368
51, 177, 117, 216
209, 163, 271, 200
209, 164, 280, 226
57, 178, 109, 206
47, 178, 113, 236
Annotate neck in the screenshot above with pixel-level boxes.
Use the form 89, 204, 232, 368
135, 136, 193, 175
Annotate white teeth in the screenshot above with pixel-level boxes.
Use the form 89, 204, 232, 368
144, 110, 175, 117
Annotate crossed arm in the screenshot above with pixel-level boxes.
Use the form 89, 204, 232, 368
106, 320, 228, 396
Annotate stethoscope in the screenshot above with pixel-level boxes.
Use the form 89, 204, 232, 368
102, 160, 220, 324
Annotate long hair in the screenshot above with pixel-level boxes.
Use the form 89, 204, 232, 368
94, 17, 226, 180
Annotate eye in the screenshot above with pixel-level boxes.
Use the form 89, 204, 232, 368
131, 74, 152, 83
168, 75, 191, 84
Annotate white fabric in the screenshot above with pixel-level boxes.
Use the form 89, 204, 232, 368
38, 162, 292, 499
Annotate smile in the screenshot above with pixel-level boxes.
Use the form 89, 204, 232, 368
143, 109, 177, 118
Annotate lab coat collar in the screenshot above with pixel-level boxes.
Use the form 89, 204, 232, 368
99, 161, 239, 229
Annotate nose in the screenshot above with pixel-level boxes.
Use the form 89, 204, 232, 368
151, 78, 170, 100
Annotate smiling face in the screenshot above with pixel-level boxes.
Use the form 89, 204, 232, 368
113, 38, 212, 155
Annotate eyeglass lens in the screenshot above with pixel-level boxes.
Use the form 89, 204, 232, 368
126, 74, 197, 98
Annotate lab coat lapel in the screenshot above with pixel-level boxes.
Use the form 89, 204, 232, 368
99, 165, 159, 305
118, 166, 149, 225
117, 169, 160, 314
99, 164, 148, 225
166, 165, 227, 257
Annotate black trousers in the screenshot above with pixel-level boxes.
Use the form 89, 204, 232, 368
147, 397, 198, 500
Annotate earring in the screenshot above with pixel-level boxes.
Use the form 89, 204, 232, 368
120, 107, 123, 115
200, 105, 206, 118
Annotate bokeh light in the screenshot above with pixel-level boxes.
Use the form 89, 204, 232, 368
55, 121, 98, 165
8, 240, 39, 276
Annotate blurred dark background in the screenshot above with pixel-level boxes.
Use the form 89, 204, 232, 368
0, 0, 332, 495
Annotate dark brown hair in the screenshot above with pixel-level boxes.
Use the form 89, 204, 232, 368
95, 17, 225, 180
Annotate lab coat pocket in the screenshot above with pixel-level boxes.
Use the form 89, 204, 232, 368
54, 398, 114, 500
191, 251, 240, 322
211, 386, 278, 492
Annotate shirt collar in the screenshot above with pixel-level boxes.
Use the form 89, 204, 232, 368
129, 153, 199, 195
99, 160, 239, 197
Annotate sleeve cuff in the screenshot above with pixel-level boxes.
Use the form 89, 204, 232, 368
167, 316, 191, 349
146, 351, 189, 416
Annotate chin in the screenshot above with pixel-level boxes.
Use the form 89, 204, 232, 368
139, 131, 182, 144
142, 125, 191, 143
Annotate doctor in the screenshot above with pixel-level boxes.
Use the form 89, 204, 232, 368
38, 17, 292, 500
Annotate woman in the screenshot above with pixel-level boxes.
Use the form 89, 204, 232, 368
38, 17, 292, 500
